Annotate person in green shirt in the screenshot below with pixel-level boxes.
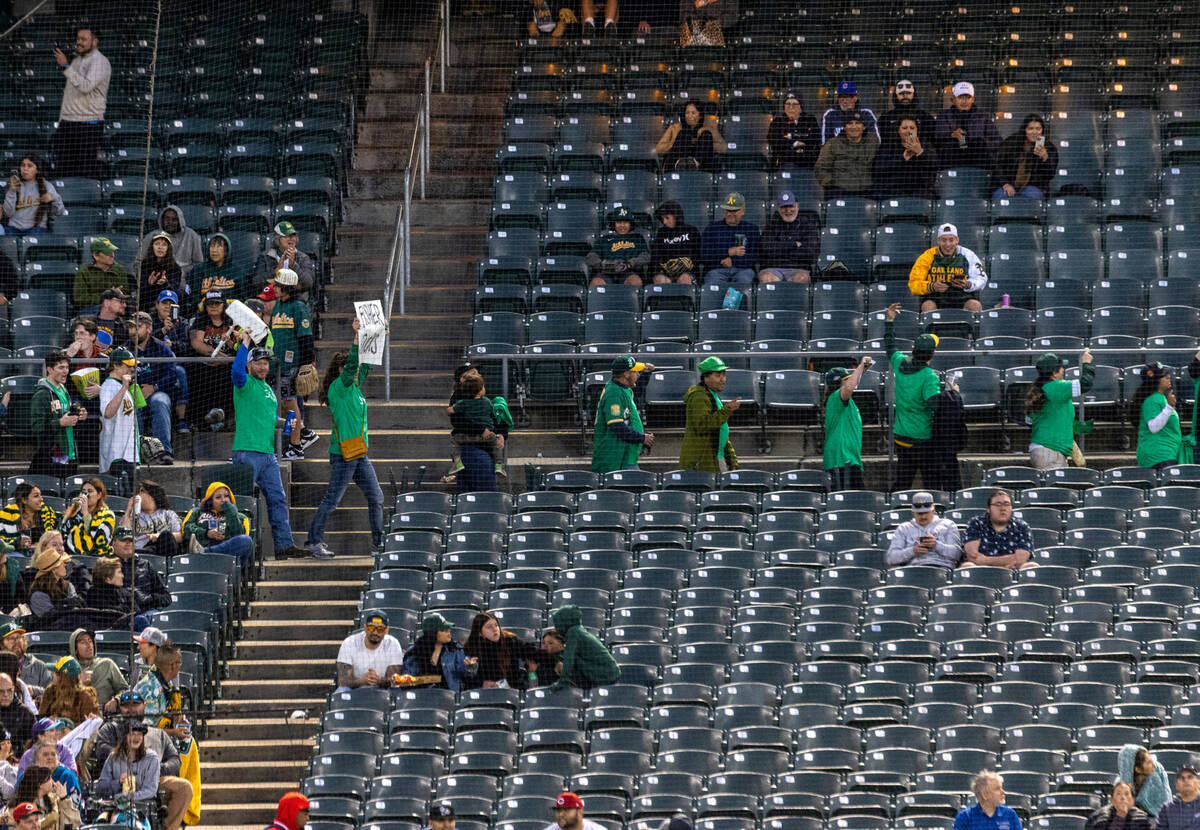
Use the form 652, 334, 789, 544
1026, 349, 1094, 470
824, 357, 873, 491
29, 350, 84, 477
269, 269, 318, 460
73, 237, 130, 311
1132, 361, 1182, 469
230, 328, 309, 560
304, 319, 384, 558
591, 355, 655, 474
884, 302, 942, 490
679, 355, 741, 473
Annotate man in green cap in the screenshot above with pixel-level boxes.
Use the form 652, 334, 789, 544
700, 192, 761, 286
884, 302, 951, 489
254, 219, 315, 297
680, 356, 741, 472
592, 356, 655, 474
823, 357, 873, 491
73, 236, 129, 311
99, 346, 138, 477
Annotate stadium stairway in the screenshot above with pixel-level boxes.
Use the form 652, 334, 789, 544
204, 555, 374, 829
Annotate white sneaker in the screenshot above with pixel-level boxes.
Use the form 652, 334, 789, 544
188, 536, 205, 556
311, 542, 336, 559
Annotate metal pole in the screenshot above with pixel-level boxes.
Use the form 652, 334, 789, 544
423, 59, 431, 198
442, 0, 450, 91
418, 107, 426, 201
404, 168, 413, 291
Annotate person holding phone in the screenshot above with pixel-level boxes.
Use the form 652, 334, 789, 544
991, 114, 1058, 200
1132, 362, 1183, 469
884, 491, 962, 569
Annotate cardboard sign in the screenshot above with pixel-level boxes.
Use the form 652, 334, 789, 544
354, 300, 387, 365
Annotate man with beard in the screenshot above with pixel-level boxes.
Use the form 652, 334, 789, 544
335, 610, 404, 691
51, 28, 111, 178
544, 793, 606, 830
877, 79, 934, 150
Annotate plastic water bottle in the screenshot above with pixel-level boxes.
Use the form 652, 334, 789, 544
1001, 294, 1010, 308
283, 411, 296, 436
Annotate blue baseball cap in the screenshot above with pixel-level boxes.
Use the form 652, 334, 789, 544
157, 290, 178, 304
778, 191, 796, 205
837, 81, 857, 96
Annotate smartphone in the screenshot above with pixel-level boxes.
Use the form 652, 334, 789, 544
1035, 135, 1046, 148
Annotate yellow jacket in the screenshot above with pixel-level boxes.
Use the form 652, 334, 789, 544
908, 245, 987, 297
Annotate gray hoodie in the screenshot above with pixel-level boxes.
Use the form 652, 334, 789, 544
134, 204, 204, 280
885, 515, 963, 568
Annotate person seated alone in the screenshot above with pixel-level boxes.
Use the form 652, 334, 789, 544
885, 491, 963, 568
908, 223, 987, 313
963, 489, 1036, 569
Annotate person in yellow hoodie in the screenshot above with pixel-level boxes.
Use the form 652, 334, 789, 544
908, 223, 987, 313
180, 483, 253, 565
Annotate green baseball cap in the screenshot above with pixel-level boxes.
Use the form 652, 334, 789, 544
110, 347, 135, 366
90, 236, 118, 256
114, 525, 134, 541
914, 333, 939, 352
421, 613, 453, 634
698, 356, 728, 373
824, 366, 853, 386
273, 220, 297, 237
722, 192, 746, 211
362, 609, 389, 628
1036, 353, 1068, 373
0, 622, 24, 638
611, 355, 645, 374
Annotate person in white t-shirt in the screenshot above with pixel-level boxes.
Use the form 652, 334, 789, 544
98, 347, 137, 477
544, 792, 607, 830
335, 610, 405, 692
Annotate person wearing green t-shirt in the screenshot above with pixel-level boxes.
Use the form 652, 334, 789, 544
1026, 350, 1094, 470
680, 356, 742, 473
824, 356, 873, 490
269, 269, 318, 460
1132, 361, 1182, 469
591, 355, 655, 474
231, 328, 310, 560
884, 302, 942, 490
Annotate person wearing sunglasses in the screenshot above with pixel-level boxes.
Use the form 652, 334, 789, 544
335, 610, 404, 692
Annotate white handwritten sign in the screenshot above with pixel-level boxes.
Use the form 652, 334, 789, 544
354, 300, 387, 365
225, 300, 269, 345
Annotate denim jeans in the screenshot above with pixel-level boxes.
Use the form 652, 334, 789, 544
140, 390, 173, 454
232, 450, 294, 551
205, 534, 255, 565
173, 365, 189, 405
703, 267, 756, 286
305, 455, 385, 547
992, 185, 1044, 200
457, 444, 498, 493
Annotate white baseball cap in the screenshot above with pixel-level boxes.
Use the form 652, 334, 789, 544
952, 81, 975, 97
937, 223, 958, 238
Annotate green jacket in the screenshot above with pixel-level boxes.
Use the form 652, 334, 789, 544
678, 384, 737, 473
69, 627, 128, 707
181, 500, 249, 547
550, 605, 620, 691
187, 233, 250, 305
74, 263, 130, 309
327, 344, 370, 456
30, 379, 75, 461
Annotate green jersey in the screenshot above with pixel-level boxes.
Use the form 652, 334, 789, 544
328, 344, 371, 457
1030, 378, 1076, 456
1138, 392, 1182, 467
823, 390, 863, 470
889, 352, 940, 440
270, 298, 312, 372
591, 380, 643, 474
233, 371, 278, 453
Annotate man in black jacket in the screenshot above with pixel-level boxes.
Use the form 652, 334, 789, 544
649, 201, 701, 284
877, 79, 935, 151
110, 526, 172, 613
758, 192, 819, 283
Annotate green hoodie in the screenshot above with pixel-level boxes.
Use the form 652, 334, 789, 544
187, 232, 251, 305
550, 605, 620, 691
69, 628, 129, 708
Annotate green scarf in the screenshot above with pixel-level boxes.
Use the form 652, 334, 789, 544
45, 379, 76, 460
708, 387, 728, 463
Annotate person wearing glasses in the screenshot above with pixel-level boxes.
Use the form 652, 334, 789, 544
335, 610, 405, 692
963, 489, 1035, 570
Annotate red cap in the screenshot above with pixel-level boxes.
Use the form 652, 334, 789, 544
258, 284, 277, 301
555, 792, 584, 810
13, 803, 41, 821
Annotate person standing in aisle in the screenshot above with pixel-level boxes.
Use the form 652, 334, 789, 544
823, 357, 873, 491
883, 303, 940, 490
1026, 350, 1094, 470
591, 356, 654, 474
305, 319, 384, 558
1131, 362, 1183, 469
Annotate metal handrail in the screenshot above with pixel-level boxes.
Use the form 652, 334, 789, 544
382, 1, 451, 401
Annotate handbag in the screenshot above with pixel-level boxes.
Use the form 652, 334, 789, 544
339, 435, 367, 460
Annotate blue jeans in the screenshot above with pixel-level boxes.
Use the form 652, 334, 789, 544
7, 226, 44, 236
140, 390, 173, 454
173, 365, 189, 405
992, 186, 1044, 200
457, 444, 497, 493
305, 455, 384, 547
232, 450, 295, 551
704, 267, 756, 286
205, 534, 255, 566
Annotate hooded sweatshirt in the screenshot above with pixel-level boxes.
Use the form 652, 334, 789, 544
3, 179, 65, 232
1117, 743, 1172, 817
266, 792, 310, 830
549, 605, 620, 691
134, 204, 204, 279
96, 747, 160, 801
187, 232, 250, 304
586, 223, 651, 276
650, 202, 702, 273
68, 628, 128, 707
181, 481, 250, 548
877, 97, 935, 151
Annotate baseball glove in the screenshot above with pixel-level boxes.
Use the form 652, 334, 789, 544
294, 364, 321, 398
660, 257, 694, 278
